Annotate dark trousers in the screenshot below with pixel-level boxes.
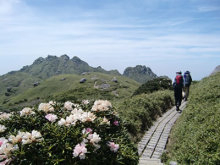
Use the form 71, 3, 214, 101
174, 87, 182, 107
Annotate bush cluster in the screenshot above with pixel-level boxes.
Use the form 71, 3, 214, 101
0, 100, 138, 165
165, 72, 220, 164
116, 90, 174, 142
133, 77, 172, 96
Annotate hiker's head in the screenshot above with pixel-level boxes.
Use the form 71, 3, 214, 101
176, 71, 182, 75
185, 71, 190, 74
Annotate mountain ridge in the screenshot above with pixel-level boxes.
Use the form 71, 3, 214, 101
123, 65, 157, 83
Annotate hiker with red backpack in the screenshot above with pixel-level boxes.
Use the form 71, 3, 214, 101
173, 71, 183, 111
183, 71, 192, 101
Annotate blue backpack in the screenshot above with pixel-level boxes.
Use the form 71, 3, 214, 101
184, 73, 191, 86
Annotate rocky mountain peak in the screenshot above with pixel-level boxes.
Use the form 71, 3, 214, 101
123, 65, 157, 83
211, 65, 220, 75
60, 54, 70, 61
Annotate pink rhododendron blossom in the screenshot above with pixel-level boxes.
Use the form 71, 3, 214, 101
64, 101, 74, 111
82, 128, 93, 135
108, 142, 119, 152
73, 143, 87, 159
0, 137, 8, 147
113, 121, 119, 126
45, 114, 58, 122
87, 132, 101, 145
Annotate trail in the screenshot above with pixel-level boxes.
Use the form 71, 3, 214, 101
138, 101, 187, 165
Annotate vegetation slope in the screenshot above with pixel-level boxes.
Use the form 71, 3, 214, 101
165, 72, 220, 164
2, 72, 140, 111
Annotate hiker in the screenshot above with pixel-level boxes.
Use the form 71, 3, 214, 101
173, 71, 183, 111
183, 71, 192, 101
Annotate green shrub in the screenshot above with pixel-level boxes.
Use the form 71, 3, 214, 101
133, 77, 172, 96
0, 100, 138, 164
116, 90, 174, 142
166, 72, 220, 164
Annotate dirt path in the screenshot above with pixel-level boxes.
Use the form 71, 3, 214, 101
138, 101, 187, 165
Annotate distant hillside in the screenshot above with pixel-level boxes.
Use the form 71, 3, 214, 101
210, 65, 220, 75
1, 72, 140, 111
123, 65, 157, 83
0, 55, 121, 108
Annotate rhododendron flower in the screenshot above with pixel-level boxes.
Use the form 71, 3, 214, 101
108, 142, 119, 152
101, 116, 110, 125
8, 133, 23, 144
82, 128, 93, 135
71, 108, 84, 115
113, 120, 119, 126
58, 118, 66, 126
87, 132, 101, 145
38, 103, 54, 113
82, 100, 89, 105
8, 131, 25, 144
91, 100, 112, 112
0, 125, 6, 133
73, 143, 87, 159
0, 158, 11, 165
49, 101, 56, 106
0, 113, 11, 121
81, 112, 96, 122
20, 107, 35, 117
31, 130, 43, 142
45, 114, 58, 122
21, 132, 32, 145
21, 130, 43, 145
0, 137, 8, 147
64, 101, 74, 111
0, 141, 18, 158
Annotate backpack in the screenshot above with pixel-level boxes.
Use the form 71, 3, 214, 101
175, 75, 182, 85
184, 74, 191, 86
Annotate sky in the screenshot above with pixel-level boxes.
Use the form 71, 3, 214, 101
0, 0, 220, 80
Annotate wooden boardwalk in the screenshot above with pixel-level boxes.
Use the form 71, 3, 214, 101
138, 101, 187, 165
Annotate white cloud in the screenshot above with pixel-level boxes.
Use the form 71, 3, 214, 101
198, 6, 220, 12
0, 0, 219, 80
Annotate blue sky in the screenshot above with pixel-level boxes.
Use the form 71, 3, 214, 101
0, 0, 220, 80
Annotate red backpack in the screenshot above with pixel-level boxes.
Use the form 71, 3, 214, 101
175, 75, 182, 84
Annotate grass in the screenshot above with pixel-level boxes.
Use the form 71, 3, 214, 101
3, 72, 140, 111
116, 90, 174, 142
164, 72, 220, 164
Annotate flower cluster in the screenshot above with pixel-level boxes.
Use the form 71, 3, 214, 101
0, 137, 18, 159
38, 103, 54, 113
45, 114, 58, 123
20, 107, 35, 117
73, 143, 87, 159
0, 125, 6, 133
73, 130, 102, 159
91, 100, 112, 112
64, 101, 79, 111
0, 113, 11, 121
0, 130, 43, 161
108, 142, 119, 152
58, 109, 96, 126
0, 100, 138, 164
